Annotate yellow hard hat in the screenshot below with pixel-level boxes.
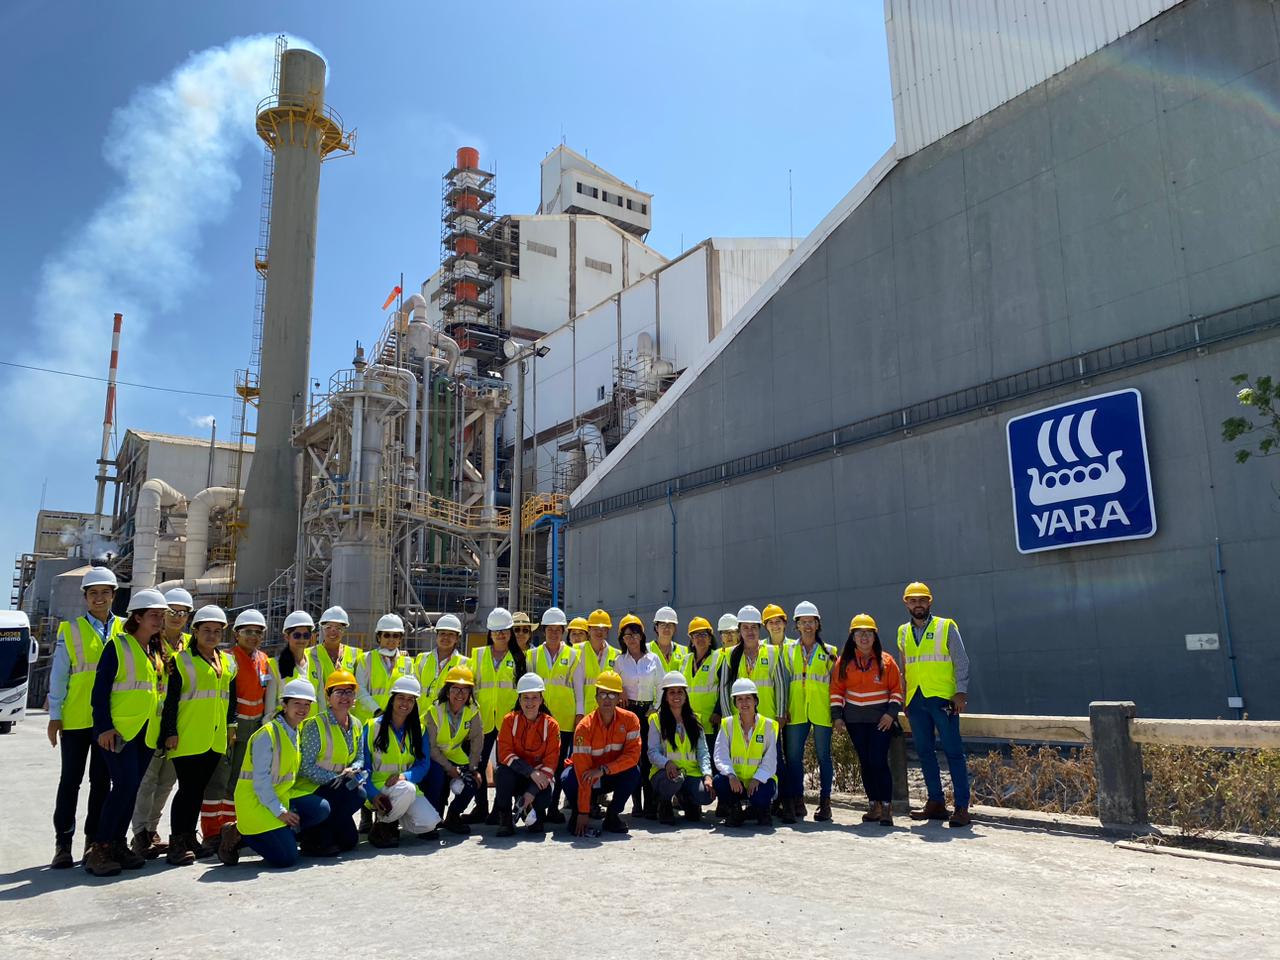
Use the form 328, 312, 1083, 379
567, 617, 590, 634
687, 616, 713, 637
444, 665, 475, 687
848, 613, 878, 633
587, 609, 612, 628
594, 669, 624, 695
618, 613, 643, 632
903, 581, 933, 601
761, 603, 787, 623
325, 669, 358, 692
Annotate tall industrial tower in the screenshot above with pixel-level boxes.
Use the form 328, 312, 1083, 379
236, 47, 352, 599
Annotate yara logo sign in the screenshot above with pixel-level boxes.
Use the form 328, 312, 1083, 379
1006, 389, 1156, 554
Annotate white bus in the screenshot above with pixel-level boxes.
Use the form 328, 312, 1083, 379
0, 611, 37, 734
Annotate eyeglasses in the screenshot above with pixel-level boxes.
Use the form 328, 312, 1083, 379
598, 692, 621, 701
238, 628, 265, 636
290, 629, 313, 639
329, 688, 356, 699
165, 608, 189, 617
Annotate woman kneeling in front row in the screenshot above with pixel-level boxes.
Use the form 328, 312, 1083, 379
363, 675, 440, 847
713, 678, 779, 827
648, 671, 714, 824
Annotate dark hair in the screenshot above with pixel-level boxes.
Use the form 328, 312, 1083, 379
372, 698, 425, 760
838, 629, 884, 680
435, 683, 477, 707
277, 646, 299, 681
487, 630, 527, 681
658, 687, 703, 749
124, 611, 162, 642
727, 630, 764, 682
513, 697, 552, 719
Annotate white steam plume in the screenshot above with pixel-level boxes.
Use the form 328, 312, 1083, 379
1, 34, 317, 567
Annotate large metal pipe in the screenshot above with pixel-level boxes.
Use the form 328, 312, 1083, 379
133, 478, 185, 588
184, 486, 240, 581
369, 365, 417, 484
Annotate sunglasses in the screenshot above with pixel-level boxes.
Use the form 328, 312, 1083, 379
514, 626, 532, 633
165, 608, 189, 617
598, 691, 621, 701
329, 688, 356, 698
290, 629, 313, 639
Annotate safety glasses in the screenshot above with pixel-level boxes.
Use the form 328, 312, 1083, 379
290, 629, 313, 639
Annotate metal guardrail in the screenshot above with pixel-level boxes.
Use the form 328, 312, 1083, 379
570, 294, 1280, 524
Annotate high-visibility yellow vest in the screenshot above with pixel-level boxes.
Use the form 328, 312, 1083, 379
682, 649, 721, 730
234, 718, 300, 836
722, 714, 778, 784
57, 616, 115, 731
531, 643, 578, 729
786, 640, 837, 726
355, 648, 410, 723
656, 722, 702, 778
292, 709, 363, 797
898, 617, 957, 703
109, 631, 159, 746
307, 644, 360, 718
431, 701, 478, 766
575, 641, 618, 707
147, 633, 191, 744
472, 646, 516, 733
648, 639, 687, 674
415, 649, 467, 713
169, 649, 236, 758
366, 717, 417, 793
735, 646, 780, 720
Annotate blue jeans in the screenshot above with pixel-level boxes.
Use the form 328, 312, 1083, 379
784, 721, 833, 799
423, 763, 479, 820
561, 766, 641, 817
712, 774, 776, 810
306, 781, 364, 851
907, 694, 969, 807
95, 728, 153, 845
243, 794, 330, 867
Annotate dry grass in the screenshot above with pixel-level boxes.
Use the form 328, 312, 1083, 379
968, 744, 1098, 817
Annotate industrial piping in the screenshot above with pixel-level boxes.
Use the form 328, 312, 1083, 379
132, 478, 185, 588
183, 486, 241, 581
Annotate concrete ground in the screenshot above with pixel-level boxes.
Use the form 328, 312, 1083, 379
2, 714, 1276, 960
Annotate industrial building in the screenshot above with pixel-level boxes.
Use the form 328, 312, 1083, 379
566, 0, 1280, 719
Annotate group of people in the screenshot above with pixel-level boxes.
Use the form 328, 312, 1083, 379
46, 567, 972, 876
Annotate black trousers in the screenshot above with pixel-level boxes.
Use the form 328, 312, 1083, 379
96, 728, 153, 845
53, 727, 109, 843
627, 703, 653, 813
846, 722, 894, 803
306, 780, 366, 850
493, 765, 553, 822
169, 750, 223, 835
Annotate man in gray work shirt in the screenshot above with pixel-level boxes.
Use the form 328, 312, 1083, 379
897, 581, 971, 827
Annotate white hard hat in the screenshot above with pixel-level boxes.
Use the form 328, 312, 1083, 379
435, 614, 462, 634
390, 675, 422, 698
730, 678, 759, 698
192, 604, 228, 626
736, 605, 763, 625
82, 567, 118, 590
717, 613, 739, 632
660, 670, 688, 690
376, 613, 405, 634
487, 607, 514, 631
793, 600, 821, 620
319, 605, 349, 625
283, 610, 314, 631
164, 587, 195, 609
540, 607, 567, 627
653, 606, 678, 624
233, 609, 267, 630
281, 678, 317, 702
127, 588, 170, 612
516, 673, 546, 695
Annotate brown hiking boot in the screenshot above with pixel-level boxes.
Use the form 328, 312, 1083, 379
112, 840, 146, 870
51, 839, 74, 869
84, 842, 122, 877
949, 806, 972, 827
166, 833, 196, 866
217, 823, 242, 866
813, 797, 833, 822
794, 798, 808, 818
862, 802, 880, 823
369, 820, 401, 848
910, 799, 950, 821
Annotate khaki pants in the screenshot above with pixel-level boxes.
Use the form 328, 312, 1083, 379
130, 749, 178, 835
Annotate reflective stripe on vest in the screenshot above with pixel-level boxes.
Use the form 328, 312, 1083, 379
898, 617, 956, 702
110, 632, 159, 743
534, 644, 578, 728
368, 718, 416, 788
786, 640, 835, 726
170, 649, 235, 759
576, 641, 618, 706
648, 640, 687, 674
662, 724, 702, 778
232, 646, 270, 719
234, 719, 300, 836
472, 647, 516, 733
432, 702, 477, 765
309, 644, 359, 717
682, 649, 721, 728
60, 617, 109, 731
738, 647, 778, 720
724, 714, 777, 784
416, 649, 465, 708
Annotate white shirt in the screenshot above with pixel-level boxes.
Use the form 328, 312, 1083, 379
615, 650, 663, 703
713, 715, 778, 783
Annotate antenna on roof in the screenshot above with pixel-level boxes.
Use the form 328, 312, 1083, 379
788, 168, 794, 250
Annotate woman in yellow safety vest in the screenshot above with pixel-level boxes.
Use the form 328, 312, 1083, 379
648, 671, 714, 825
682, 617, 722, 752
423, 665, 484, 835
525, 607, 579, 823
218, 678, 330, 868
355, 613, 412, 723
265, 610, 314, 716
717, 613, 739, 653
363, 675, 440, 847
84, 588, 167, 877
469, 607, 524, 824
782, 601, 839, 823
293, 669, 369, 855
649, 607, 687, 673
159, 605, 236, 866
574, 610, 618, 708
713, 678, 780, 828
415, 613, 468, 712
308, 607, 360, 717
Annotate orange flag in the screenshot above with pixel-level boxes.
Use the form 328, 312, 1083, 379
380, 285, 403, 310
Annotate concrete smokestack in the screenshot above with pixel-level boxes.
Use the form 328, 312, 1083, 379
237, 48, 350, 597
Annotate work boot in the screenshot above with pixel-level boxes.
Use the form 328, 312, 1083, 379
879, 806, 895, 827
726, 802, 746, 828
814, 797, 833, 822
190, 833, 214, 858
544, 808, 566, 825
794, 798, 808, 819
910, 799, 950, 821
359, 807, 373, 834
496, 814, 516, 838
51, 839, 74, 869
714, 799, 729, 820
369, 820, 401, 848
84, 842, 122, 877
112, 840, 146, 870
441, 814, 472, 836
166, 833, 195, 867
217, 824, 241, 866
602, 813, 629, 835
682, 798, 702, 823
862, 803, 880, 823
949, 806, 972, 828
777, 798, 797, 825
658, 799, 677, 826
129, 830, 152, 859
526, 819, 546, 835
756, 806, 773, 827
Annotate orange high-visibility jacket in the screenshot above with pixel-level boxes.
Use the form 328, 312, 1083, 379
497, 710, 561, 778
568, 707, 641, 811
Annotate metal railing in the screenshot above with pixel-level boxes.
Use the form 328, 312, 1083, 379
570, 294, 1280, 524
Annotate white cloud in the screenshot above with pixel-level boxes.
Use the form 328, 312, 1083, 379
189, 414, 217, 429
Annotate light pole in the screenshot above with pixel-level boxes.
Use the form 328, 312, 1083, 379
502, 339, 550, 610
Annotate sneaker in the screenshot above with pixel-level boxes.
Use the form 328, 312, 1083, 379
602, 813, 629, 834
112, 840, 146, 870
50, 840, 74, 870
84, 842, 121, 877
368, 822, 401, 848
217, 824, 242, 866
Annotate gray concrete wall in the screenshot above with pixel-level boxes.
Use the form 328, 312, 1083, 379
567, 0, 1280, 719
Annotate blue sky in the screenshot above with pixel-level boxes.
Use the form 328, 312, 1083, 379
0, 0, 894, 573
